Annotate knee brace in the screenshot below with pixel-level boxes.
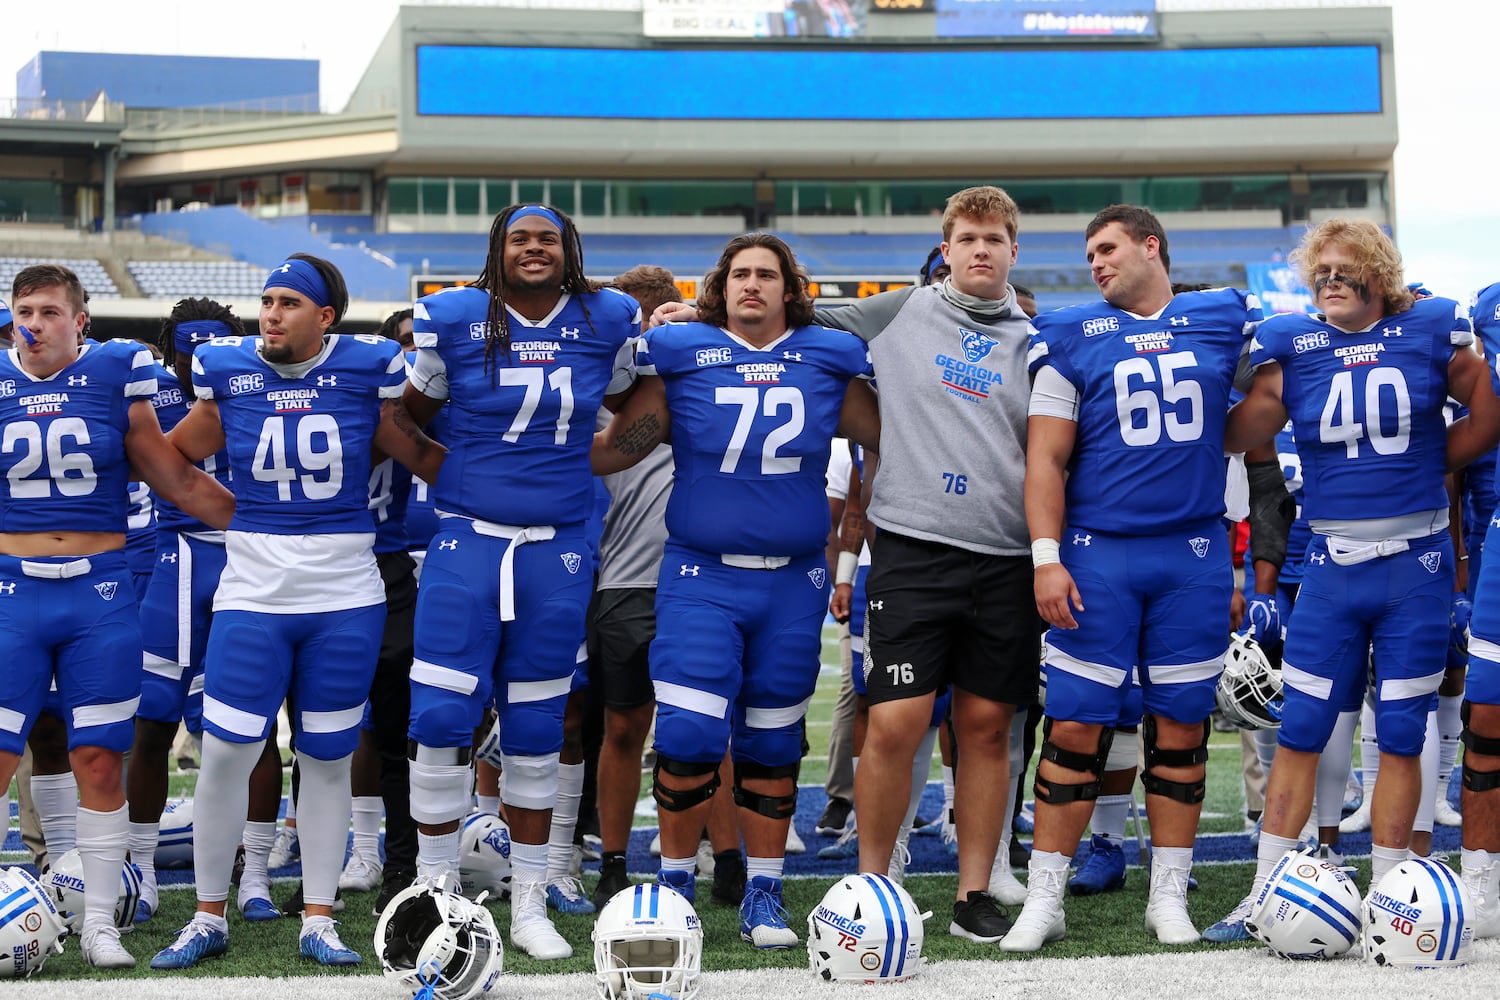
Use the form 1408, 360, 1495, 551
1034, 719, 1114, 805
732, 760, 799, 820
652, 756, 721, 813
1461, 700, 1500, 792
1139, 717, 1209, 804
407, 743, 474, 824
500, 752, 559, 811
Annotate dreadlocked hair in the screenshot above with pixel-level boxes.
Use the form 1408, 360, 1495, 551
158, 296, 244, 369
472, 204, 601, 384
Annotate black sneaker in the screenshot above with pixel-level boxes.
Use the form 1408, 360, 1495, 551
592, 857, 633, 911
229, 846, 245, 886
373, 867, 415, 917
815, 797, 853, 836
1009, 837, 1032, 868
283, 882, 343, 917
949, 890, 1013, 943
710, 851, 746, 906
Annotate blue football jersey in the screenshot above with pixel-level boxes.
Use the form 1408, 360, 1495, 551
147, 361, 232, 534
0, 338, 156, 533
403, 406, 447, 551
1029, 288, 1261, 533
1275, 422, 1312, 581
369, 455, 413, 555
192, 334, 407, 534
1472, 282, 1500, 395
639, 321, 872, 556
1251, 296, 1471, 521
412, 285, 639, 526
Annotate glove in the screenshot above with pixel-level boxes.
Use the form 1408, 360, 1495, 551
1246, 593, 1282, 648
1450, 593, 1474, 671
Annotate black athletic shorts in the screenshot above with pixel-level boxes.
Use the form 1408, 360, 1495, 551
863, 531, 1041, 707
587, 587, 657, 710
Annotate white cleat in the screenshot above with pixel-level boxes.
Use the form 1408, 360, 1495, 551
1000, 862, 1065, 953
695, 838, 716, 878
888, 834, 911, 885
784, 824, 805, 854
338, 851, 382, 892
267, 825, 301, 869
1434, 797, 1463, 828
1462, 852, 1500, 939
510, 880, 573, 960
989, 850, 1029, 906
82, 926, 137, 969
1338, 798, 1371, 834
1145, 863, 1199, 945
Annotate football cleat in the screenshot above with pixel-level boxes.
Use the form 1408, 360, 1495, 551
151, 916, 229, 970
1069, 835, 1126, 895
739, 876, 797, 949
299, 916, 362, 966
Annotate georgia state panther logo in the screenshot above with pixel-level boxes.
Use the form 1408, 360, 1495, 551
560, 551, 583, 575
94, 581, 119, 601
1188, 536, 1211, 559
808, 567, 826, 589
958, 328, 997, 364
483, 826, 511, 859
1419, 551, 1442, 574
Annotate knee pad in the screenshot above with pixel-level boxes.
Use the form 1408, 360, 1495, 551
652, 756, 721, 813
1140, 717, 1209, 804
409, 689, 479, 749
732, 759, 799, 820
500, 752, 559, 811
407, 743, 474, 824
1105, 728, 1139, 772
1034, 719, 1114, 805
1461, 700, 1500, 791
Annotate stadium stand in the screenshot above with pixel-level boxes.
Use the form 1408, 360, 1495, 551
0, 257, 119, 298
127, 259, 268, 300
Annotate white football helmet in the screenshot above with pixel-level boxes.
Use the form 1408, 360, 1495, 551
459, 812, 512, 900
0, 866, 67, 978
375, 882, 503, 1000
593, 883, 703, 1000
155, 799, 195, 869
1216, 632, 1283, 731
1246, 848, 1362, 959
1364, 856, 1474, 968
40, 848, 143, 933
807, 873, 926, 983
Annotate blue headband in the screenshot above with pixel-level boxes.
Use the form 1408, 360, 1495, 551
924, 252, 947, 282
174, 319, 232, 355
509, 205, 564, 232
0, 299, 11, 329
264, 259, 332, 308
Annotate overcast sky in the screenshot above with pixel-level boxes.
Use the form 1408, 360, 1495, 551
1, 0, 1494, 302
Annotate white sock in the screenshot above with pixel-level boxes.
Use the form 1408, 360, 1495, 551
76, 804, 128, 934
294, 752, 353, 908
1438, 693, 1464, 791
1253, 832, 1302, 896
195, 734, 264, 904
942, 764, 955, 824
1360, 702, 1380, 794
1316, 709, 1360, 827
351, 795, 382, 861
1371, 844, 1410, 887
1152, 844, 1194, 875
128, 821, 160, 906
746, 855, 784, 881
903, 728, 938, 830
31, 772, 78, 858
1254, 727, 1277, 777
1091, 793, 1131, 843
418, 830, 460, 881
546, 763, 584, 881
239, 820, 276, 896
476, 794, 500, 816
510, 838, 547, 885
659, 854, 695, 875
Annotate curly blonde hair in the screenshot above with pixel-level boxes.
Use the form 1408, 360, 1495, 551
1291, 218, 1414, 317
941, 186, 1020, 243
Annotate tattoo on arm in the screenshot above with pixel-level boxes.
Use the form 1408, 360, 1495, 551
839, 511, 865, 553
388, 399, 435, 453
614, 412, 664, 457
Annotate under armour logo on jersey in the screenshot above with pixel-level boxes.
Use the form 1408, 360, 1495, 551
1381, 325, 1403, 337
958, 328, 998, 363
94, 581, 119, 601
783, 351, 803, 361
1308, 551, 1327, 565
438, 539, 458, 551
808, 567, 826, 589
316, 375, 338, 387
561, 551, 583, 574
559, 327, 580, 340
680, 564, 700, 576
1492, 512, 1500, 529
868, 600, 883, 611
1419, 552, 1442, 573
1072, 532, 1092, 546
159, 552, 177, 563
1188, 536, 1211, 558
0, 582, 15, 596
67, 374, 88, 386
1169, 316, 1190, 327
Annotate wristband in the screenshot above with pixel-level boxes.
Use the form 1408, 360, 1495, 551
835, 550, 859, 586
1031, 538, 1061, 568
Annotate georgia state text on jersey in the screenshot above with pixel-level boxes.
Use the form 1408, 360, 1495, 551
1029, 287, 1261, 533
638, 321, 872, 556
191, 334, 407, 533
411, 285, 638, 526
1251, 296, 1471, 521
0, 339, 156, 532
147, 360, 231, 534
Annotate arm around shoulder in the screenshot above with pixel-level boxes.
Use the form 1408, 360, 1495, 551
1225, 364, 1287, 454
127, 400, 234, 529
1447, 348, 1500, 472
593, 375, 670, 475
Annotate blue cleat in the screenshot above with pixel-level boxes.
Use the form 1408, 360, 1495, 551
134, 899, 154, 926
816, 827, 859, 860
299, 917, 361, 966
657, 868, 696, 905
1201, 894, 1256, 943
240, 897, 283, 922
1069, 835, 1127, 896
150, 917, 228, 970
739, 875, 797, 949
546, 877, 597, 915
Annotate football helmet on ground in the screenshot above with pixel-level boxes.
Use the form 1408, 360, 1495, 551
593, 883, 703, 1000
39, 849, 143, 933
1363, 856, 1474, 968
0, 866, 67, 978
1246, 848, 1361, 959
374, 882, 503, 1000
155, 799, 195, 869
458, 812, 511, 900
807, 873, 926, 983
